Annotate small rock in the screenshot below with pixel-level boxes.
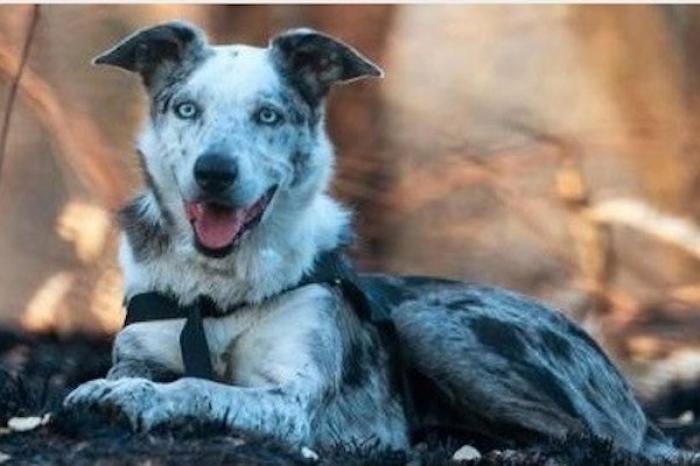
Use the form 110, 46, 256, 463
6, 413, 51, 432
452, 444, 481, 462
226, 437, 246, 447
679, 410, 695, 425
661, 410, 696, 428
8, 416, 43, 432
300, 446, 320, 461
0, 452, 10, 464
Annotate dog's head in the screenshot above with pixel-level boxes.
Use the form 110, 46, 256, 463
96, 21, 381, 258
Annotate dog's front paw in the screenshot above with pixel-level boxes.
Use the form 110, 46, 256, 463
64, 378, 128, 407
64, 378, 172, 432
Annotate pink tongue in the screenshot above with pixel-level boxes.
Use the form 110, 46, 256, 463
187, 203, 246, 250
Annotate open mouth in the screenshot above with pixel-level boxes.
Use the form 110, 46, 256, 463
184, 186, 277, 258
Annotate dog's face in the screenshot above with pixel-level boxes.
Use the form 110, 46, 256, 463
96, 22, 381, 258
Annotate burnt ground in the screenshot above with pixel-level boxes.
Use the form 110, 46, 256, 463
0, 329, 698, 466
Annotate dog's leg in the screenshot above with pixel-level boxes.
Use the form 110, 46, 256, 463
68, 377, 317, 443
385, 277, 667, 456
65, 320, 185, 406
108, 320, 186, 381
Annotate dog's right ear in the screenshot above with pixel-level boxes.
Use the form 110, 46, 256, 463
93, 21, 208, 88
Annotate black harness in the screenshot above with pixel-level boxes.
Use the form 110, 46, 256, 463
123, 249, 414, 426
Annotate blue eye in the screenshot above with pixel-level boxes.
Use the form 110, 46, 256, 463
255, 106, 282, 125
174, 101, 199, 119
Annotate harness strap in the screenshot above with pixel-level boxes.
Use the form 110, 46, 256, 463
179, 300, 214, 379
125, 293, 224, 379
125, 293, 239, 324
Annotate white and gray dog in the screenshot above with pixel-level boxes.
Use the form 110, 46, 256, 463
65, 21, 681, 459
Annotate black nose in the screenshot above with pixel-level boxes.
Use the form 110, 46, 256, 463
194, 153, 238, 193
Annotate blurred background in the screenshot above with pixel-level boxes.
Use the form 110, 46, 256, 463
1, 4, 699, 408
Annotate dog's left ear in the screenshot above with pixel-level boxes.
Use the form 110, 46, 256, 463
270, 29, 383, 104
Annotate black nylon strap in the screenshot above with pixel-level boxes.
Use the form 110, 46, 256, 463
297, 249, 394, 324
125, 294, 217, 379
124, 293, 185, 325
179, 300, 214, 379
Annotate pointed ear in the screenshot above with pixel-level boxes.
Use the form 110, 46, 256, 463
270, 28, 383, 104
93, 21, 208, 89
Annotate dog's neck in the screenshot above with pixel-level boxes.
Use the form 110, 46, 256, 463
118, 188, 350, 309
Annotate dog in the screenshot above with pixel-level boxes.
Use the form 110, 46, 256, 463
65, 21, 681, 459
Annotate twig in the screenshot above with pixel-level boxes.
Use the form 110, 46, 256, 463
0, 29, 127, 209
0, 5, 39, 188
588, 198, 700, 261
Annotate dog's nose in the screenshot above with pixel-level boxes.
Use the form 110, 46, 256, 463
194, 153, 238, 193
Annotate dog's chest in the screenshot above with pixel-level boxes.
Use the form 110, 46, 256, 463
213, 285, 335, 385
117, 285, 335, 386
